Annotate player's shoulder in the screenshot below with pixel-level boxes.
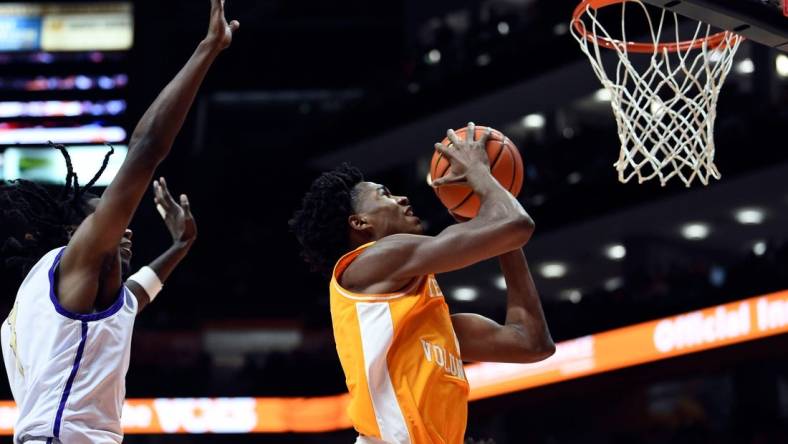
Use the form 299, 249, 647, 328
341, 235, 431, 293
23, 246, 66, 281
352, 234, 431, 267
367, 233, 433, 252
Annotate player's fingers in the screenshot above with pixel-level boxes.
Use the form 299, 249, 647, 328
153, 181, 168, 205
156, 203, 167, 219
158, 177, 179, 206
477, 127, 492, 146
467, 122, 476, 142
435, 143, 455, 161
431, 173, 466, 187
180, 194, 193, 218
446, 129, 462, 147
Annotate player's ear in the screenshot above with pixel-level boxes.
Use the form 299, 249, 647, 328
348, 214, 370, 232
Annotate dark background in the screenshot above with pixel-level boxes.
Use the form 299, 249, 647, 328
1, 0, 787, 442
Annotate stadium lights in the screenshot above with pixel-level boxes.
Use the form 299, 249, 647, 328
605, 244, 626, 260
681, 222, 710, 240
425, 49, 441, 65
594, 88, 612, 102
709, 265, 726, 287
753, 240, 767, 256
0, 125, 126, 145
561, 289, 583, 304
734, 207, 765, 225
604, 277, 624, 292
539, 262, 567, 279
522, 113, 545, 129
494, 275, 507, 290
497, 22, 510, 35
708, 49, 725, 63
735, 58, 755, 75
777, 54, 788, 78
553, 23, 569, 36
650, 98, 666, 117
452, 287, 479, 301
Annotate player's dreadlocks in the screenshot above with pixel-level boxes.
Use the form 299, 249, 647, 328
289, 163, 364, 277
0, 143, 114, 280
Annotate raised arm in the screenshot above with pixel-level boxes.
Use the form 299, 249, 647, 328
57, 0, 238, 314
344, 123, 534, 291
451, 249, 554, 363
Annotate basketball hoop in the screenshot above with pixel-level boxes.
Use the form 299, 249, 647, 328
571, 0, 744, 187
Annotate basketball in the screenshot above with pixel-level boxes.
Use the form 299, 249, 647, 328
430, 126, 524, 219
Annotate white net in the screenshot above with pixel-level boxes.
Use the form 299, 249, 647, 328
571, 0, 742, 187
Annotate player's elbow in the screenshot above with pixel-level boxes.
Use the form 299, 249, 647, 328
530, 340, 556, 362
502, 215, 535, 248
506, 327, 555, 363
511, 340, 555, 364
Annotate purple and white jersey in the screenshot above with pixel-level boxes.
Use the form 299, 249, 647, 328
1, 247, 137, 444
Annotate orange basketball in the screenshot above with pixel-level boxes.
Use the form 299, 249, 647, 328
430, 126, 524, 219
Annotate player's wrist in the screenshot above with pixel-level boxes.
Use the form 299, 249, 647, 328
128, 266, 163, 302
170, 238, 194, 252
198, 38, 224, 56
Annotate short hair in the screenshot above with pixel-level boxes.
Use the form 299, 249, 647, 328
0, 143, 113, 279
289, 163, 364, 277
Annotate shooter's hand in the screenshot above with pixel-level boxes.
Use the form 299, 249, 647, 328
204, 0, 240, 50
431, 122, 492, 187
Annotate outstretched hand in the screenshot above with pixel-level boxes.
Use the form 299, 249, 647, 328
431, 122, 492, 187
205, 0, 240, 50
153, 177, 197, 247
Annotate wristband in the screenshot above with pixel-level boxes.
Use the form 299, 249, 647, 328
127, 266, 163, 302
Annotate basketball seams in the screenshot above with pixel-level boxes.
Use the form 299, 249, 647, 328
509, 137, 524, 196
489, 142, 514, 191
508, 145, 517, 192
500, 140, 517, 191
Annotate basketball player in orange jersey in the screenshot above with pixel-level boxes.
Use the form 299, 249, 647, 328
290, 122, 555, 444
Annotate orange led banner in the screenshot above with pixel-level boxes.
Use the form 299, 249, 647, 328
0, 290, 786, 434
466, 289, 788, 400
0, 395, 352, 434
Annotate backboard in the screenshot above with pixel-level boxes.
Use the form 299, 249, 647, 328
642, 0, 788, 51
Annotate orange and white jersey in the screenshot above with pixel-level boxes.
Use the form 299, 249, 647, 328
330, 243, 469, 444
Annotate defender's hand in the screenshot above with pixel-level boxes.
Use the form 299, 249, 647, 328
153, 177, 197, 247
431, 122, 492, 187
205, 0, 240, 50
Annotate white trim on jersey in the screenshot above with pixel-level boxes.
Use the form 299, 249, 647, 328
356, 303, 412, 444
334, 277, 424, 302
355, 435, 393, 444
